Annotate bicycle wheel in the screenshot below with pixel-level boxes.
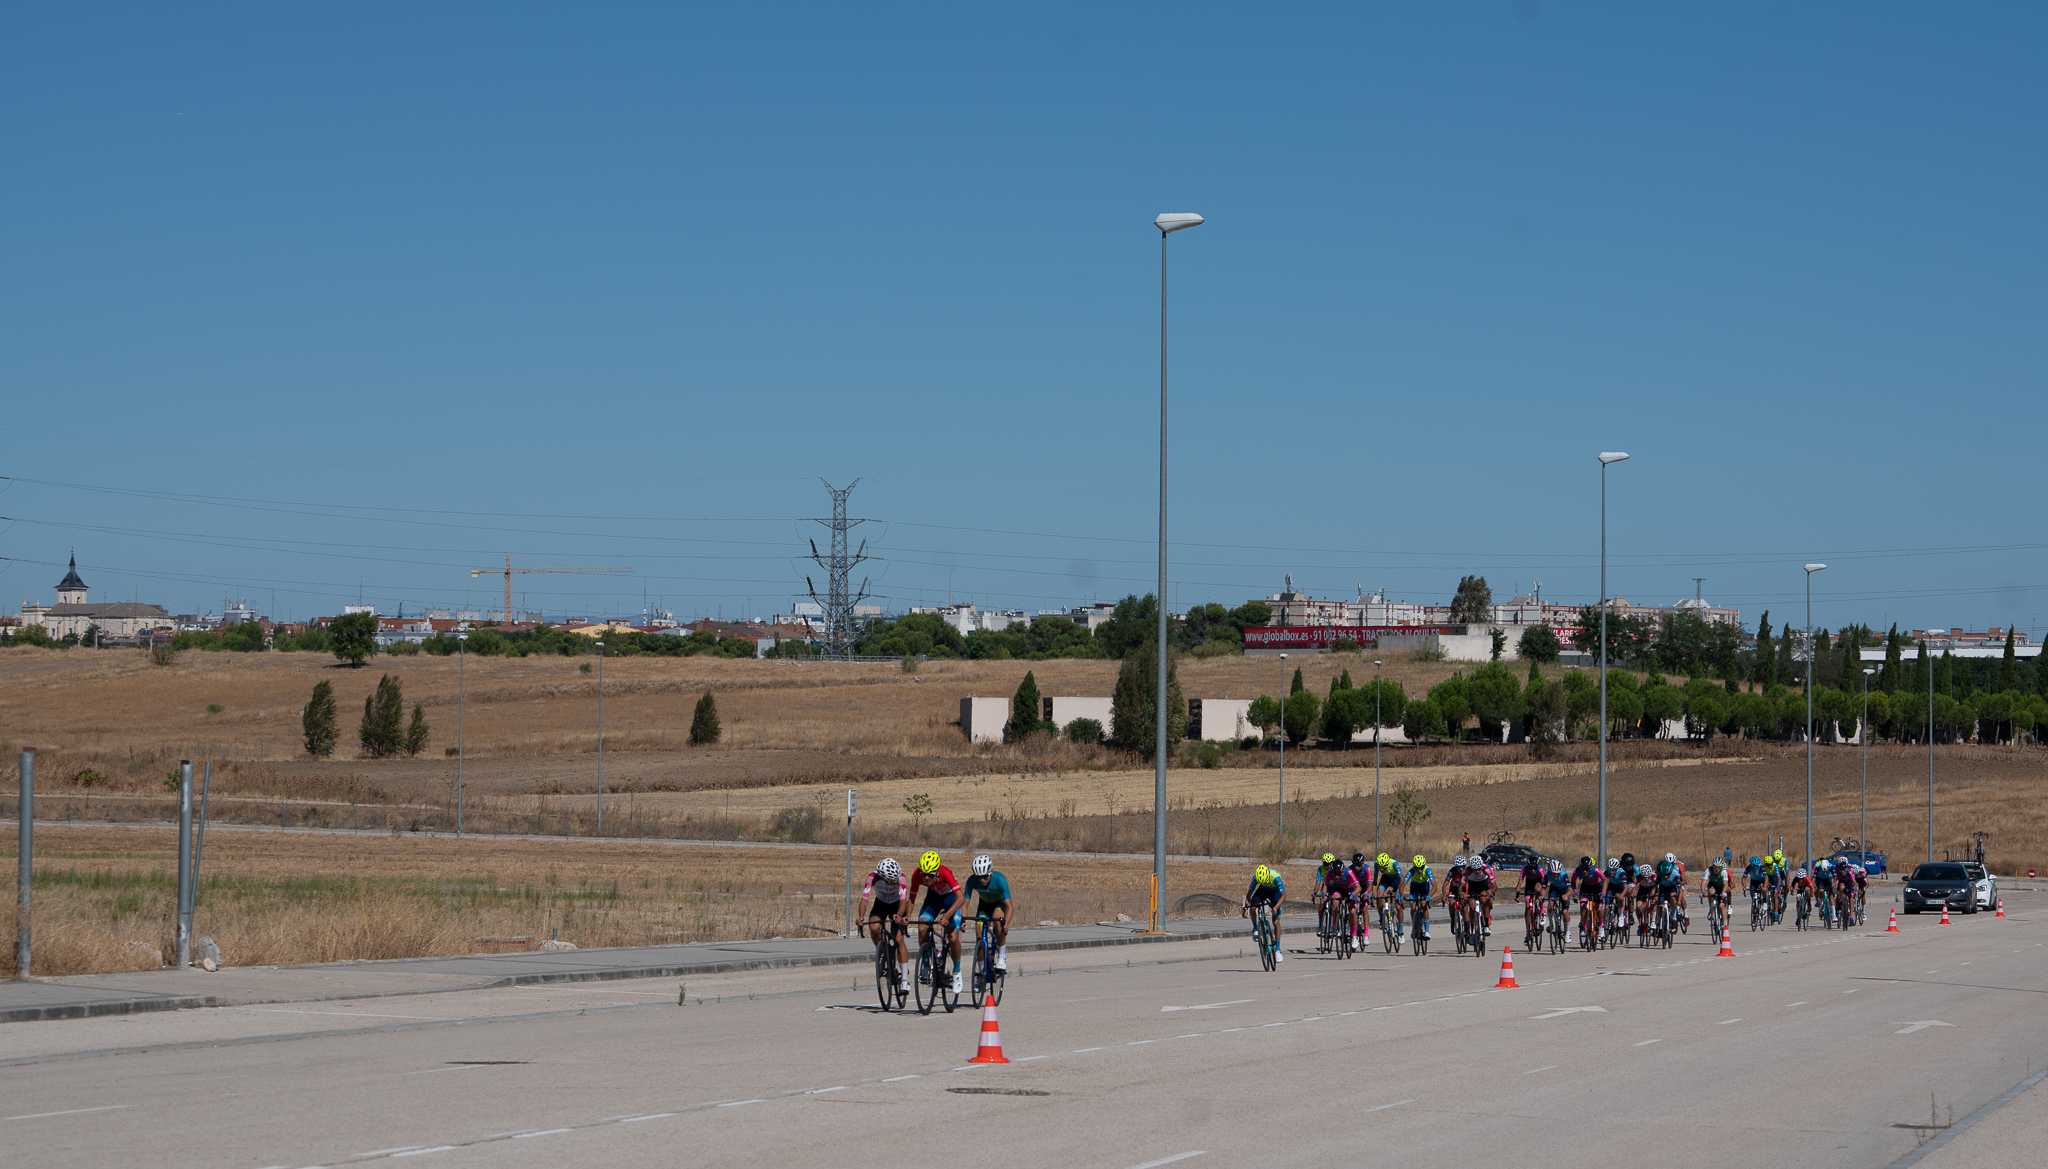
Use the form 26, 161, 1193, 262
875, 941, 895, 1012
1256, 913, 1277, 972
914, 932, 938, 1015
939, 936, 961, 1014
1381, 905, 1400, 954
1471, 908, 1487, 957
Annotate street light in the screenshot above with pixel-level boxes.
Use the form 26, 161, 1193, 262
1276, 652, 1288, 839
1372, 658, 1384, 857
1925, 629, 1945, 863
595, 639, 606, 837
1596, 451, 1629, 863
1151, 210, 1204, 931
1803, 562, 1826, 870
456, 630, 468, 835
1860, 667, 1875, 855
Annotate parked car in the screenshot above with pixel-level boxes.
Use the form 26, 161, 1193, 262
1961, 861, 1998, 910
1478, 843, 1562, 873
1903, 862, 1976, 914
1830, 849, 1888, 877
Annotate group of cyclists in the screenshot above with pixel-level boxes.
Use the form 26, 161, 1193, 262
856, 850, 1013, 995
1243, 842, 1877, 960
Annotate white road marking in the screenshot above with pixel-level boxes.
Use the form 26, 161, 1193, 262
615, 1113, 676, 1124
1893, 1020, 1955, 1036
359, 1148, 426, 1158
713, 1101, 764, 1111
1173, 1033, 1204, 1040
512, 1126, 575, 1136
1842, 988, 1858, 994
247, 1007, 441, 1021
1160, 999, 1254, 1013
1125, 1153, 1206, 1169
1016, 1055, 1048, 1063
1634, 1038, 1663, 1047
401, 1065, 485, 1077
1961, 961, 1973, 966
1126, 1039, 1156, 1046
1785, 1000, 1808, 1007
1368, 1099, 1415, 1113
1718, 1018, 1743, 1025
805, 1086, 848, 1095
1073, 1046, 1107, 1054
1531, 1006, 1607, 1021
392, 1149, 454, 1159
1523, 1065, 1558, 1075
3, 1104, 131, 1122
882, 1074, 920, 1083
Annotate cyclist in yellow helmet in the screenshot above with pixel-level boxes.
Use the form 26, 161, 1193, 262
1405, 855, 1435, 945
909, 850, 965, 994
1243, 864, 1287, 963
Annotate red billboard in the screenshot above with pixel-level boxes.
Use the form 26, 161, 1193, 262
1242, 625, 1463, 649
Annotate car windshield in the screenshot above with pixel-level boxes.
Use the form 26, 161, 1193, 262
1912, 864, 1967, 881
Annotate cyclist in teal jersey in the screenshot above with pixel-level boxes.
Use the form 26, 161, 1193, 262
960, 854, 1014, 972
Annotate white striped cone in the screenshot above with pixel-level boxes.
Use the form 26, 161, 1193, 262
1716, 924, 1735, 957
967, 994, 1008, 1064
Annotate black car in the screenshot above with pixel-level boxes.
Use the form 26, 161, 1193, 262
1903, 862, 1976, 914
1479, 843, 1559, 873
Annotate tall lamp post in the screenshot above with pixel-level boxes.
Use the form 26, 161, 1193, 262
1925, 629, 1944, 862
1860, 667, 1874, 853
1372, 658, 1384, 857
1802, 563, 1826, 870
594, 639, 606, 837
1150, 210, 1204, 931
455, 631, 468, 835
1276, 652, 1289, 838
1596, 451, 1629, 863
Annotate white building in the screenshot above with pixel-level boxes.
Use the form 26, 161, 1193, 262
16, 554, 174, 642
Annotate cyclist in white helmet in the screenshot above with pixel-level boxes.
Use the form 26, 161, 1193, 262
859, 857, 911, 992
959, 854, 1015, 972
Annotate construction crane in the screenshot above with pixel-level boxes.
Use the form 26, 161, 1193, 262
469, 555, 633, 624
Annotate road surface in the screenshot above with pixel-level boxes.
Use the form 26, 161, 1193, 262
3, 899, 2042, 1168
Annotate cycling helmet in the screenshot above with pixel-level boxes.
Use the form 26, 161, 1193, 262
971, 854, 992, 877
1351, 852, 1366, 866
1578, 856, 1592, 868
1816, 859, 1831, 872
1749, 855, 1761, 866
1321, 852, 1337, 865
877, 858, 901, 881
918, 850, 941, 874
1606, 857, 1618, 867
1664, 852, 1677, 864
1452, 855, 1467, 868
1637, 864, 1653, 877
1412, 855, 1427, 869
1377, 852, 1392, 868
1253, 864, 1273, 886
1795, 866, 1807, 878
1773, 848, 1785, 861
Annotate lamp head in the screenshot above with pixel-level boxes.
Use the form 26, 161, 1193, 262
1597, 451, 1630, 465
1154, 212, 1205, 235
1804, 562, 1827, 574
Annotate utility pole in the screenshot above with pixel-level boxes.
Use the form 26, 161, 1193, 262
806, 480, 872, 658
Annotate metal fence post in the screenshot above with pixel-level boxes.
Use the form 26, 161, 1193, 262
176, 760, 194, 968
15, 749, 31, 979
192, 756, 212, 904
843, 788, 857, 938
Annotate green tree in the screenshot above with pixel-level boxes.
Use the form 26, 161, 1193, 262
1289, 667, 1305, 695
1561, 669, 1599, 736
1685, 687, 1729, 743
221, 621, 266, 652
1226, 600, 1272, 636
358, 674, 405, 758
1465, 663, 1523, 741
1387, 787, 1432, 853
1641, 683, 1684, 737
1093, 594, 1159, 660
1880, 625, 1903, 693
1006, 670, 1045, 742
1321, 685, 1369, 745
1774, 627, 1796, 689
1450, 575, 1493, 625
1065, 717, 1104, 745
1526, 680, 1568, 757
1402, 696, 1443, 742
1359, 677, 1407, 732
1430, 676, 1473, 740
403, 703, 431, 756
1936, 649, 1956, 697
690, 691, 721, 745
1752, 612, 1775, 686
329, 611, 379, 668
301, 680, 337, 757
1517, 624, 1561, 663
1110, 639, 1186, 755
1247, 694, 1283, 737
1282, 689, 1321, 745
903, 792, 934, 832
2000, 629, 2019, 692
1489, 628, 1506, 661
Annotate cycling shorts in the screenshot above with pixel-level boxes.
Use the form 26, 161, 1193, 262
1467, 880, 1493, 896
868, 898, 901, 920
1247, 885, 1283, 908
976, 900, 1010, 919
917, 892, 960, 924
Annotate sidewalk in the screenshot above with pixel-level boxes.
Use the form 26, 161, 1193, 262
2, 914, 1315, 1024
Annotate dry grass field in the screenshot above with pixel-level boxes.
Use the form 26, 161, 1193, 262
0, 825, 1252, 978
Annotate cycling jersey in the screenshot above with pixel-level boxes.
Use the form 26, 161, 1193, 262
1520, 863, 1545, 894
909, 864, 962, 913
1655, 860, 1682, 890
1706, 866, 1728, 892
1406, 866, 1433, 897
1246, 875, 1286, 906
1375, 865, 1402, 891
1575, 867, 1605, 899
1547, 871, 1573, 897
962, 870, 1011, 910
1465, 863, 1494, 892
1321, 867, 1361, 897
862, 868, 907, 907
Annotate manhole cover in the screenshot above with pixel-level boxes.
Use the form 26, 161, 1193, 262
444, 1060, 529, 1066
946, 1087, 1051, 1097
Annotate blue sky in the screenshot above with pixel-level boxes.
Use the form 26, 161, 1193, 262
5, 5, 2044, 633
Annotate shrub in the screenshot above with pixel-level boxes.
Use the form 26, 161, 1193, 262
1065, 717, 1104, 745
1196, 743, 1222, 769
328, 611, 378, 667
403, 703, 431, 756
70, 768, 106, 788
579, 662, 592, 675
358, 674, 406, 758
147, 639, 178, 666
205, 703, 225, 715
769, 804, 826, 842
302, 681, 337, 758
384, 640, 421, 656
901, 654, 920, 674
690, 692, 721, 745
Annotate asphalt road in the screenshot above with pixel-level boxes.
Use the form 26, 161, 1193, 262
4, 899, 2044, 1169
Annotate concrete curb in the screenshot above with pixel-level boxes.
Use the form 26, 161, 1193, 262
1, 920, 1319, 1023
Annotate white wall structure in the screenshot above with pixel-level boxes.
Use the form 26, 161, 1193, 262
1374, 630, 1521, 663
1044, 695, 1113, 734
1190, 698, 1257, 742
960, 697, 1009, 744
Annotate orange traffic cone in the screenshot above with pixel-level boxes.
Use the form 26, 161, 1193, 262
1939, 905, 1951, 926
1717, 924, 1736, 958
1886, 906, 1900, 933
1996, 899, 2005, 919
967, 994, 1008, 1064
1493, 946, 1520, 989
